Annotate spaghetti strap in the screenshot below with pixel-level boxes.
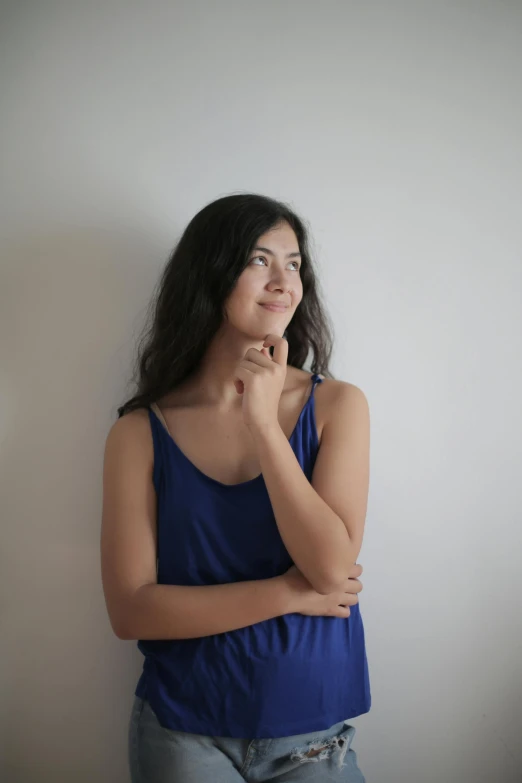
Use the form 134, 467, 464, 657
152, 376, 322, 435
138, 364, 371, 738
311, 372, 324, 392
150, 402, 172, 437
152, 378, 323, 433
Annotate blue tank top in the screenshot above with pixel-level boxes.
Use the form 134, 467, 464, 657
134, 373, 371, 738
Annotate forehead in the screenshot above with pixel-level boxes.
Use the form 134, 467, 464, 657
256, 221, 299, 250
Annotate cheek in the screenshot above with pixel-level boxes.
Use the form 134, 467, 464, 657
225, 280, 257, 319
230, 276, 259, 305
293, 285, 304, 308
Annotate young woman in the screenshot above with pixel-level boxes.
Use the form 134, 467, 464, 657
101, 193, 371, 782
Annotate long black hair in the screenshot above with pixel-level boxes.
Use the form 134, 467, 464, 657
117, 193, 335, 418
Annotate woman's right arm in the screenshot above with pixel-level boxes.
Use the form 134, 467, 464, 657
100, 410, 299, 641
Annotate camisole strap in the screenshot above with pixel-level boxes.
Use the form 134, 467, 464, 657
311, 372, 324, 392
151, 376, 323, 435
150, 402, 172, 437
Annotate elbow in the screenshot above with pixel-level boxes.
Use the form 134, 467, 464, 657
313, 579, 342, 596
309, 541, 359, 595
108, 606, 136, 641
115, 625, 134, 641
107, 585, 150, 641
310, 572, 346, 596
110, 583, 157, 640
311, 564, 355, 596
314, 549, 360, 594
112, 616, 133, 641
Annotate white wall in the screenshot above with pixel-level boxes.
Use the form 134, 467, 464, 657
1, 2, 521, 781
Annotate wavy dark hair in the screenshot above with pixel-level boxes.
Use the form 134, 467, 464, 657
117, 193, 335, 418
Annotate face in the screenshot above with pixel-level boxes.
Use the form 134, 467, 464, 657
224, 221, 304, 341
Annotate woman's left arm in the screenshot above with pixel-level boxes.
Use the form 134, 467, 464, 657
250, 382, 370, 595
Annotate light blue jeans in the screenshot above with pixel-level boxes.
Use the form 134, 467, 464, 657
129, 695, 366, 782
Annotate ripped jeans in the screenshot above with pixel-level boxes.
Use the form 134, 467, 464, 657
129, 696, 366, 782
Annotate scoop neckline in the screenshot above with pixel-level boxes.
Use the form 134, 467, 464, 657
150, 373, 322, 489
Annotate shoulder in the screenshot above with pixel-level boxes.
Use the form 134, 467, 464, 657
321, 378, 368, 406
313, 377, 369, 440
104, 407, 153, 459
287, 365, 367, 400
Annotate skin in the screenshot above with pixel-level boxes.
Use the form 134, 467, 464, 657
165, 219, 365, 593
100, 221, 365, 642
181, 220, 304, 409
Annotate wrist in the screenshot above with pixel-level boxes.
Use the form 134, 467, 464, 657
248, 421, 283, 444
272, 574, 301, 615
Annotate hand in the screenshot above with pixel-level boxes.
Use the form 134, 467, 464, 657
281, 562, 363, 618
234, 333, 288, 432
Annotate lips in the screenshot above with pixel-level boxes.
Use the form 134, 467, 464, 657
259, 303, 289, 312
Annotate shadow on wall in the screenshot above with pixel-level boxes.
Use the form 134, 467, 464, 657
1, 228, 167, 782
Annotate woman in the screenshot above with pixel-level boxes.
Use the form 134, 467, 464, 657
101, 193, 371, 782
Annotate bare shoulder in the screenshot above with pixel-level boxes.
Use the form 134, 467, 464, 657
104, 407, 153, 460
319, 377, 368, 405
107, 406, 150, 436
313, 376, 369, 439
287, 366, 367, 402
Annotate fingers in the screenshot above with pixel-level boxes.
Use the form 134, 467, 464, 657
348, 562, 363, 578
344, 577, 363, 594
339, 593, 359, 607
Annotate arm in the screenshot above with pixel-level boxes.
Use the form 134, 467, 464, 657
250, 381, 370, 595
100, 410, 298, 641
119, 578, 294, 640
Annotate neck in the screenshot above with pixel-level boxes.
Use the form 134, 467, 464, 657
187, 328, 266, 408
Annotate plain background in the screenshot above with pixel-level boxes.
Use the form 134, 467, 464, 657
1, 1, 521, 781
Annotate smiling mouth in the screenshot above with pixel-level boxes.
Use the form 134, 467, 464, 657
259, 303, 289, 312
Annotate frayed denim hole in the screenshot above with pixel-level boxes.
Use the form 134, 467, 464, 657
289, 723, 355, 770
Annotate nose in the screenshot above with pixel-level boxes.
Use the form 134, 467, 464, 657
268, 270, 293, 293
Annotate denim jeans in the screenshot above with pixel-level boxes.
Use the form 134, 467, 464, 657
129, 695, 366, 782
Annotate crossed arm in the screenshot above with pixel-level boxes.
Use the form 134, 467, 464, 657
101, 382, 369, 640
250, 381, 370, 594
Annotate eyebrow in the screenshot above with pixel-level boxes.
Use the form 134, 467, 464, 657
252, 246, 302, 259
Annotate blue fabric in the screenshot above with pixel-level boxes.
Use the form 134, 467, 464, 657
129, 694, 366, 782
135, 373, 371, 739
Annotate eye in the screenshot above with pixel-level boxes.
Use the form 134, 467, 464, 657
250, 256, 301, 271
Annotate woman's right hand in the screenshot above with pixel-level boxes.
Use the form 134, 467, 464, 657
281, 563, 363, 618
